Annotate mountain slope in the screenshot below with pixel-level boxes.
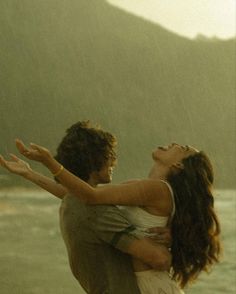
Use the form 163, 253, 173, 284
0, 0, 235, 187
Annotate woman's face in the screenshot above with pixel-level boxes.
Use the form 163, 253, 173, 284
152, 143, 198, 167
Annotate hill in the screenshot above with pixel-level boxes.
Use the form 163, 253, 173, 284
0, 0, 235, 188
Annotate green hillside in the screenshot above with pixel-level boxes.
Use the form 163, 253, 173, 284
0, 0, 235, 188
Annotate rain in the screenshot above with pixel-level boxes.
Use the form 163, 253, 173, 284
0, 1, 235, 293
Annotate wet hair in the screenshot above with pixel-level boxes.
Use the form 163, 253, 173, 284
54, 121, 117, 181
167, 151, 221, 288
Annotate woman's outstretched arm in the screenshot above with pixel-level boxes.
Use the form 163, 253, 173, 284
0, 154, 67, 199
15, 140, 171, 209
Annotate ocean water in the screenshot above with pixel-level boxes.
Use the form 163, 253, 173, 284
0, 188, 235, 294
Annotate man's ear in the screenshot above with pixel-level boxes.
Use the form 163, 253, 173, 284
172, 162, 184, 170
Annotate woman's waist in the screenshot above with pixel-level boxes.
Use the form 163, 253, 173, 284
135, 269, 170, 278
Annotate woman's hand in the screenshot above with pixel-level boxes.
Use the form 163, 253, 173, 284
0, 151, 67, 199
15, 139, 53, 165
0, 154, 32, 177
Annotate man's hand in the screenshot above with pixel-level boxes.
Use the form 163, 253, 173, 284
15, 139, 52, 164
0, 154, 32, 177
146, 227, 172, 248
126, 237, 172, 271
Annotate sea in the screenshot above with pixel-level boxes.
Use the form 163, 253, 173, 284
0, 188, 235, 294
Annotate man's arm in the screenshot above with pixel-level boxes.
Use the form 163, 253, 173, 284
88, 205, 171, 271
119, 236, 171, 270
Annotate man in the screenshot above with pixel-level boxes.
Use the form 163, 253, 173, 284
0, 121, 170, 293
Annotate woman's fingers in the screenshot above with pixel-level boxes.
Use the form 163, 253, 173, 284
9, 153, 20, 162
16, 139, 48, 154
30, 143, 44, 152
30, 143, 51, 160
15, 139, 40, 160
0, 155, 7, 167
15, 139, 30, 155
30, 143, 50, 154
0, 155, 12, 171
14, 139, 52, 164
30, 143, 39, 149
9, 154, 29, 167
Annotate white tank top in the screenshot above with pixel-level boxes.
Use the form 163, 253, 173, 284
118, 180, 175, 236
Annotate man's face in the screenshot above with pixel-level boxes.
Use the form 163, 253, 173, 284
96, 159, 114, 184
97, 166, 113, 184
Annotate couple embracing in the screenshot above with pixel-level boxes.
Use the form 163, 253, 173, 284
0, 121, 221, 293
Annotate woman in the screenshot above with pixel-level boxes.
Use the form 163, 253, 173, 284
10, 138, 221, 293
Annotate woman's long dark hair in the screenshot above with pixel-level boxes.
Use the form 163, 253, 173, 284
167, 151, 221, 288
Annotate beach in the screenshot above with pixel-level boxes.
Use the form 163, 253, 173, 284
0, 188, 235, 294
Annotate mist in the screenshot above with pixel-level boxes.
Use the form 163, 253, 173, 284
0, 0, 235, 188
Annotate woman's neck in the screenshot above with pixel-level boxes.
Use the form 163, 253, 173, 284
148, 163, 168, 181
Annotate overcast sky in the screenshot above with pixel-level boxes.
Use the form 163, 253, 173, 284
108, 0, 236, 39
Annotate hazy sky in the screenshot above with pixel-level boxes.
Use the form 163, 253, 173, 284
107, 0, 236, 39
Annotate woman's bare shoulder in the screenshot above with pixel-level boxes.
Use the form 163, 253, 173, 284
140, 179, 173, 212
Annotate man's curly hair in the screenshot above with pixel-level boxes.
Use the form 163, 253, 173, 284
54, 121, 117, 181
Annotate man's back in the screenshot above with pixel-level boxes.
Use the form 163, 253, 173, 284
59, 195, 141, 293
